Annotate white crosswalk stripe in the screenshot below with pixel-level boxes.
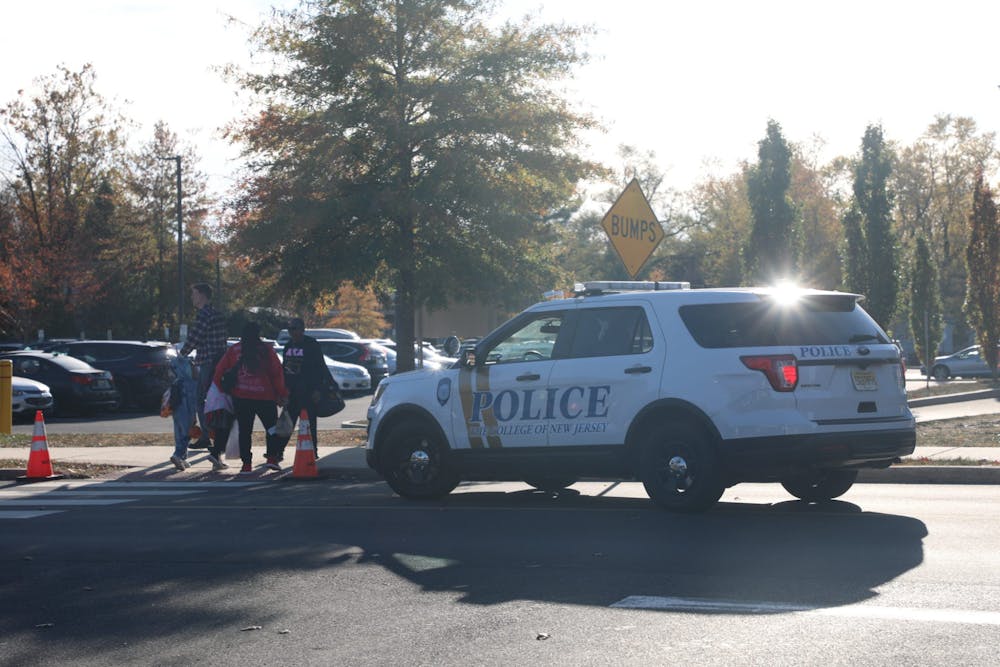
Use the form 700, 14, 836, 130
0, 480, 260, 519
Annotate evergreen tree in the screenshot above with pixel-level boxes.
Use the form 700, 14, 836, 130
964, 170, 1000, 380
744, 120, 797, 284
842, 124, 898, 327
909, 236, 942, 370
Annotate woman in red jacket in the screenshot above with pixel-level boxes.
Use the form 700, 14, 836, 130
214, 321, 289, 474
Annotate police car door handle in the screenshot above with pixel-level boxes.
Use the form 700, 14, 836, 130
625, 366, 652, 375
517, 373, 541, 381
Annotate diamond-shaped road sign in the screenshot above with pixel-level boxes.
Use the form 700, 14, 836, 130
600, 178, 664, 278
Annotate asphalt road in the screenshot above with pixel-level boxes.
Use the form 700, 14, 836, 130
1, 479, 998, 665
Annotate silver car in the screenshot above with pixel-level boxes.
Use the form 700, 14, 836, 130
926, 345, 1000, 380
11, 376, 54, 421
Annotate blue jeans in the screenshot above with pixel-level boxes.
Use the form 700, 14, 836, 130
171, 377, 199, 459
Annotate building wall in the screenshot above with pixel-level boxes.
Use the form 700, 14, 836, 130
417, 301, 508, 340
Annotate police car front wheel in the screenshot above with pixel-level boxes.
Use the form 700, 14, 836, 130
380, 419, 460, 500
638, 422, 724, 512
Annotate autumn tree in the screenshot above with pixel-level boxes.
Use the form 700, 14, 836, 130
313, 282, 388, 338
964, 171, 1000, 380
841, 125, 898, 327
909, 236, 942, 370
225, 0, 599, 371
0, 64, 131, 337
744, 120, 798, 284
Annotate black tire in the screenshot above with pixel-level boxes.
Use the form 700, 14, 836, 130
781, 469, 858, 502
932, 365, 950, 381
380, 419, 460, 500
638, 421, 724, 512
524, 477, 577, 492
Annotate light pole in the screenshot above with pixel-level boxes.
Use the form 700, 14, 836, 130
159, 155, 182, 337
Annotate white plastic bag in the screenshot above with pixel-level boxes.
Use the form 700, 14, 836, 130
270, 409, 294, 439
225, 421, 241, 460
205, 381, 233, 414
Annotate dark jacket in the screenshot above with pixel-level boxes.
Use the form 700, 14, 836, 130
282, 335, 335, 401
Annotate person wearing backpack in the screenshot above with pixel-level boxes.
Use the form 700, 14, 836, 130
280, 317, 336, 458
213, 321, 289, 474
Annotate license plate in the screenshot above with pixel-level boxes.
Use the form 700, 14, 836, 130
851, 369, 877, 391
93, 379, 110, 389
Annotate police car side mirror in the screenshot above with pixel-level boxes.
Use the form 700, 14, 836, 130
461, 349, 477, 367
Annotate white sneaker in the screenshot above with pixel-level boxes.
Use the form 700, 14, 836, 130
207, 454, 229, 471
169, 455, 186, 471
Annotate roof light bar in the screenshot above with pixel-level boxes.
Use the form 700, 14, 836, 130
573, 281, 691, 295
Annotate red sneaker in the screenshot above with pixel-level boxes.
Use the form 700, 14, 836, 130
238, 463, 253, 475
265, 457, 281, 472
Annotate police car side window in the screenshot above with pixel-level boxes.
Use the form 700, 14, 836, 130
485, 314, 563, 365
569, 307, 651, 358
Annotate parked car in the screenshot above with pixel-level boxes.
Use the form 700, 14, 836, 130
377, 340, 457, 371
327, 357, 371, 395
923, 345, 1000, 380
278, 351, 372, 396
314, 339, 390, 389
10, 376, 54, 422
381, 346, 447, 374
276, 328, 359, 346
44, 340, 176, 412
0, 351, 119, 416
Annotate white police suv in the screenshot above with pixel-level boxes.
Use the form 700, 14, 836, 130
366, 282, 915, 511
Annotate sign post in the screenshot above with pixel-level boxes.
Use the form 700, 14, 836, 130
600, 178, 664, 278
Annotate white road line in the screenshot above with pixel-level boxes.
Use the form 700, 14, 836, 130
610, 596, 1000, 626
1, 481, 259, 490
0, 499, 136, 506
0, 490, 205, 497
93, 482, 260, 488
0, 510, 62, 519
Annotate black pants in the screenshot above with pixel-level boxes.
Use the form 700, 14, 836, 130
282, 395, 318, 458
234, 397, 280, 465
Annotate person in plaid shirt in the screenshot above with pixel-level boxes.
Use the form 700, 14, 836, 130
180, 283, 228, 454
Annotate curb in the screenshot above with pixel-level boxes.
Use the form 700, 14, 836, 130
908, 388, 1000, 407
858, 465, 1000, 484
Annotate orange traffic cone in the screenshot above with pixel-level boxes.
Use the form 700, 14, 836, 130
17, 410, 64, 483
291, 409, 319, 479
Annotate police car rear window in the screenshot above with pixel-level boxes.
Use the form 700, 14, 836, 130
679, 297, 887, 348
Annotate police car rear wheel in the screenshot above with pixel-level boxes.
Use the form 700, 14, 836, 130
781, 469, 858, 502
380, 420, 459, 500
638, 422, 724, 512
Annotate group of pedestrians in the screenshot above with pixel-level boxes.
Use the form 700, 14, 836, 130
169, 283, 338, 475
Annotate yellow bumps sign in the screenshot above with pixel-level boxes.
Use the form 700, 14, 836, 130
600, 178, 664, 278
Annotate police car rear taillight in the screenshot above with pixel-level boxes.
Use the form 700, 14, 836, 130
740, 355, 798, 391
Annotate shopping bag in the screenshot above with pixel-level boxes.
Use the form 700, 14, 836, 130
272, 408, 294, 439
159, 387, 173, 418
225, 421, 241, 460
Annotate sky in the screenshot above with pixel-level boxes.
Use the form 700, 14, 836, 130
2, 0, 1000, 202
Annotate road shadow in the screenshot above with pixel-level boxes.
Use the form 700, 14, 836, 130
0, 480, 927, 662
